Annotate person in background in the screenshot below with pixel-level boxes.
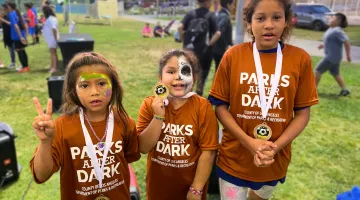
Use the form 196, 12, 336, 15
24, 3, 36, 45
42, 5, 59, 73
0, 3, 17, 69
315, 13, 352, 96
142, 23, 153, 38
153, 21, 165, 38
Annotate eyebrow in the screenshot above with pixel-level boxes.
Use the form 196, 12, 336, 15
254, 11, 283, 15
164, 66, 178, 70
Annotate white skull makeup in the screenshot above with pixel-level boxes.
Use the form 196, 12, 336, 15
177, 56, 193, 93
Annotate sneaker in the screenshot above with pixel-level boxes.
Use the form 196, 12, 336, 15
339, 89, 350, 96
17, 67, 30, 73
7, 63, 16, 69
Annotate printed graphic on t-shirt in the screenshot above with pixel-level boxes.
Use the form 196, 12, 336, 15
69, 141, 125, 196
237, 72, 290, 122
151, 122, 196, 168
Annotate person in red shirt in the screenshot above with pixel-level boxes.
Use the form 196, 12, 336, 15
137, 49, 219, 200
24, 3, 36, 45
209, 0, 319, 199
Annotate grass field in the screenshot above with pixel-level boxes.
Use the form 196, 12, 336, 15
0, 17, 359, 200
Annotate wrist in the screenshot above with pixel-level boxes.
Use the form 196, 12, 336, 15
189, 185, 203, 196
40, 138, 53, 145
153, 114, 165, 121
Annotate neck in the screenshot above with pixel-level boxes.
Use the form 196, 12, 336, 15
85, 109, 108, 122
255, 41, 278, 50
168, 97, 188, 110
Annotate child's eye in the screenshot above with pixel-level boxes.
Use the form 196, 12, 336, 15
257, 17, 265, 21
273, 15, 282, 20
167, 71, 175, 74
80, 84, 88, 89
98, 81, 106, 87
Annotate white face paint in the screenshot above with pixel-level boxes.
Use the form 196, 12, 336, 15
177, 56, 193, 93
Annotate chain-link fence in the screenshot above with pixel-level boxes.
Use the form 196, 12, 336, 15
295, 0, 360, 16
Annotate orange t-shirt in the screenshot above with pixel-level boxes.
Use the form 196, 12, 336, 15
30, 112, 140, 200
209, 42, 319, 182
137, 95, 219, 200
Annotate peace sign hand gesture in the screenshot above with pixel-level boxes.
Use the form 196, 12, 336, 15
32, 97, 55, 143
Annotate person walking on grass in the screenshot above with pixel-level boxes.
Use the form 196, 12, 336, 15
315, 13, 352, 96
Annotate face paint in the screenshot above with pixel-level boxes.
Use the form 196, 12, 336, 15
79, 73, 112, 98
177, 56, 193, 93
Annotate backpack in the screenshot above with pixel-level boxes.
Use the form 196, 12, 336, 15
183, 10, 211, 58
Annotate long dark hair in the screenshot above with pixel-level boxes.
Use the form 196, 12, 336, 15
61, 52, 129, 133
42, 5, 56, 18
7, 2, 25, 30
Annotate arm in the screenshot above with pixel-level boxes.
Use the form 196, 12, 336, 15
14, 24, 25, 40
178, 23, 184, 42
0, 17, 10, 25
344, 41, 351, 62
273, 107, 310, 153
52, 28, 57, 41
187, 150, 216, 198
33, 141, 54, 182
138, 97, 165, 153
209, 31, 221, 47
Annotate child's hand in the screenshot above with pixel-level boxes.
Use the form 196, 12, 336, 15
254, 149, 276, 167
32, 97, 55, 143
347, 55, 351, 62
318, 44, 324, 49
152, 97, 165, 118
186, 190, 202, 200
247, 138, 277, 157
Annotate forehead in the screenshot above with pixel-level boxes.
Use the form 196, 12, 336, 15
76, 64, 111, 80
164, 55, 188, 68
253, 0, 284, 14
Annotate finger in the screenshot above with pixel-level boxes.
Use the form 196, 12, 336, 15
32, 121, 40, 130
46, 99, 53, 116
33, 97, 44, 116
256, 151, 272, 161
263, 159, 275, 166
42, 121, 54, 129
254, 154, 262, 167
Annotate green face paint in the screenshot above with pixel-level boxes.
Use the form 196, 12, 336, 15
79, 73, 112, 98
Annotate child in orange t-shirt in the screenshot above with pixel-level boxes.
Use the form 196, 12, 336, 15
208, 0, 319, 199
30, 52, 140, 200
137, 49, 219, 200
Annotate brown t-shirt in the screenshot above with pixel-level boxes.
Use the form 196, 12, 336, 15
30, 112, 140, 200
137, 95, 219, 200
209, 42, 319, 182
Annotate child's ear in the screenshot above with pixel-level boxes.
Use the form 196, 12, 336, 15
247, 23, 252, 30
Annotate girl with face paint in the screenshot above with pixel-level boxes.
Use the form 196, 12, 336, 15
137, 49, 219, 200
30, 52, 140, 200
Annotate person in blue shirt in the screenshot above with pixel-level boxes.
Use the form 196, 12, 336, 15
0, 2, 29, 73
315, 13, 352, 96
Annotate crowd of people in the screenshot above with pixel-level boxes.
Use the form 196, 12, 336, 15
1, 0, 354, 199
0, 0, 59, 73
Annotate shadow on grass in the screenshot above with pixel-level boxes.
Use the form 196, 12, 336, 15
318, 92, 341, 99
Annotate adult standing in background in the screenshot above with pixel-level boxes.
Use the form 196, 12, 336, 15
0, 3, 17, 69
212, 0, 235, 72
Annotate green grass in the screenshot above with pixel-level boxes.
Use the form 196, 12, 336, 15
157, 16, 183, 21
0, 17, 359, 200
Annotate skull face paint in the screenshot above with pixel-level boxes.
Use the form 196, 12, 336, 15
177, 56, 193, 93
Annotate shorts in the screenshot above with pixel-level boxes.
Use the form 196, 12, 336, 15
28, 27, 35, 35
46, 40, 58, 49
315, 58, 340, 76
13, 40, 28, 49
219, 178, 277, 200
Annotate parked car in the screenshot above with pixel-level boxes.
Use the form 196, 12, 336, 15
291, 3, 334, 31
128, 5, 141, 15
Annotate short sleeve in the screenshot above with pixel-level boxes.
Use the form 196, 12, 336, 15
124, 119, 141, 163
217, 13, 228, 33
136, 97, 154, 135
209, 51, 231, 102
30, 117, 63, 184
50, 18, 57, 29
336, 30, 349, 42
9, 13, 17, 26
209, 12, 219, 35
181, 11, 192, 30
198, 102, 219, 150
294, 53, 319, 108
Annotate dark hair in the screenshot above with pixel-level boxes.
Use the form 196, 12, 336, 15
220, 0, 234, 9
159, 49, 199, 81
335, 13, 348, 28
61, 52, 129, 132
42, 5, 56, 18
243, 0, 293, 41
7, 2, 26, 30
24, 3, 30, 9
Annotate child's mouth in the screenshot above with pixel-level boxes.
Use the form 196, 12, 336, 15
172, 84, 186, 89
90, 100, 103, 106
263, 33, 276, 40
